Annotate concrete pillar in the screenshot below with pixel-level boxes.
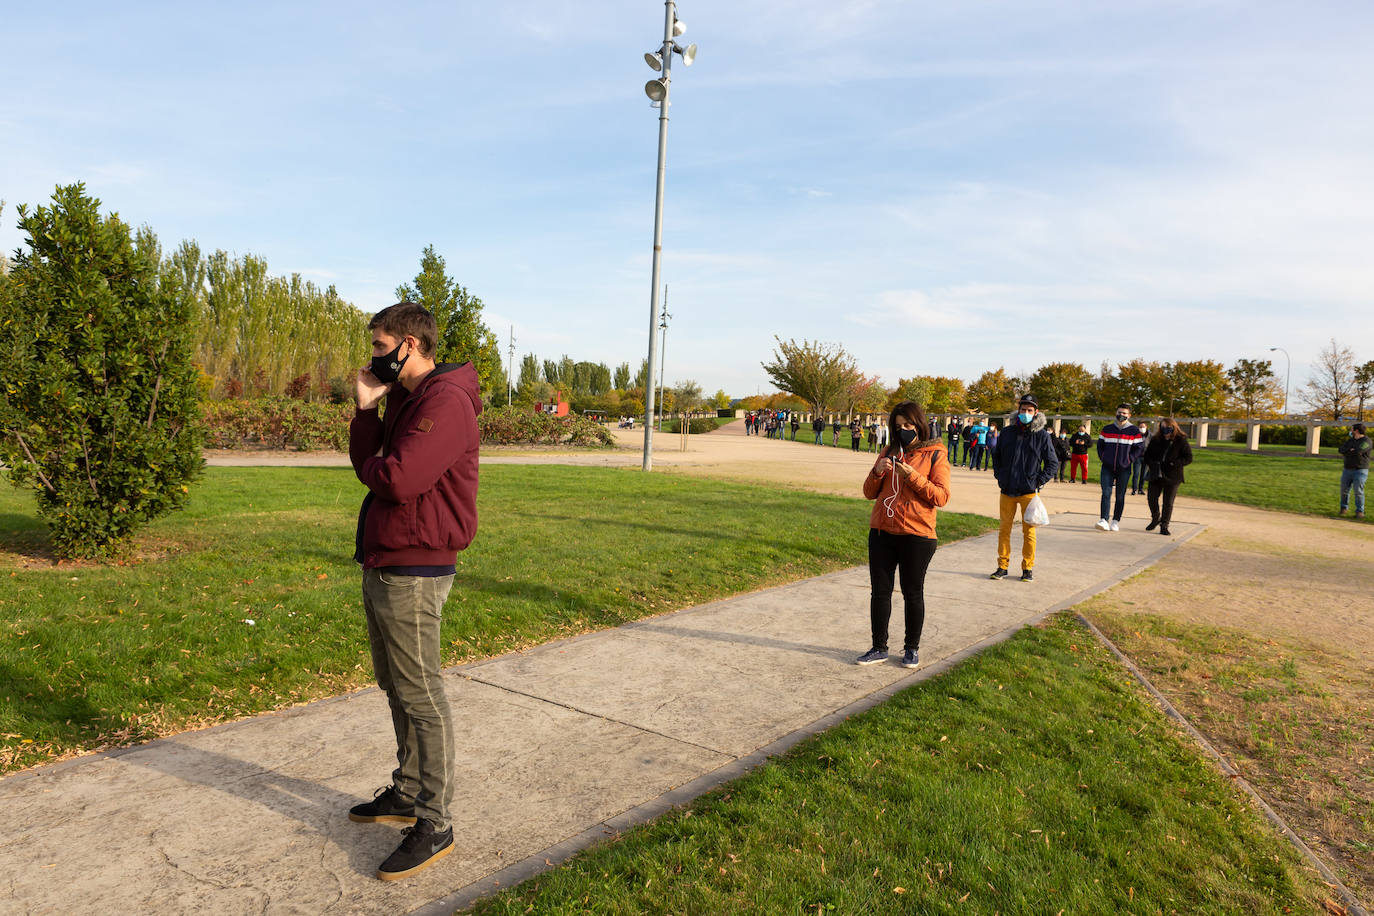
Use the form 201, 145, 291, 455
1195, 420, 1209, 449
1306, 424, 1321, 456
1246, 422, 1261, 452
1052, 417, 1062, 435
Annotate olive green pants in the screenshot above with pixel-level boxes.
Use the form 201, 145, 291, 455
362, 568, 456, 830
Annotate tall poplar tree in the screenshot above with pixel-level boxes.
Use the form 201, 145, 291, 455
395, 245, 502, 395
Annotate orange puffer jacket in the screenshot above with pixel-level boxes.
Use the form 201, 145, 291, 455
862, 439, 951, 538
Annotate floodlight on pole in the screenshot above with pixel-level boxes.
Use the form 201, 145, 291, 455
640, 0, 698, 471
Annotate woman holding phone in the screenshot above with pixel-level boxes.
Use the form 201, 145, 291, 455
856, 401, 951, 669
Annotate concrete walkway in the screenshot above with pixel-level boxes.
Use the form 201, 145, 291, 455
1, 512, 1199, 915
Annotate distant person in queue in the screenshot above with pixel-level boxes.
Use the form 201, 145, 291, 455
347, 302, 481, 881
1339, 423, 1370, 519
856, 401, 951, 670
1142, 417, 1193, 536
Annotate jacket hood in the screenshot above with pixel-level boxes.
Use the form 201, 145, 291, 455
418, 362, 484, 415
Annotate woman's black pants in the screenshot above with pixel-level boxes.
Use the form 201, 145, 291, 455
868, 528, 937, 653
1147, 479, 1181, 526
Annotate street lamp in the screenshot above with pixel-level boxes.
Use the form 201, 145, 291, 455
640, 1, 697, 471
1269, 346, 1290, 418
656, 287, 671, 432
506, 325, 515, 406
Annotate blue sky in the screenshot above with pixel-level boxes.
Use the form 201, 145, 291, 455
4, 1, 1372, 401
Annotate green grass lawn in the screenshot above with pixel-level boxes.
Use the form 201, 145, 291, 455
470, 614, 1323, 915
0, 466, 993, 772
1185, 448, 1362, 518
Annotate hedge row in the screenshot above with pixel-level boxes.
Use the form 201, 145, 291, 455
1228, 424, 1351, 446
203, 399, 614, 450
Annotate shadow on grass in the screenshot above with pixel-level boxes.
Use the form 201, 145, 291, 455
0, 661, 105, 743
0, 512, 54, 562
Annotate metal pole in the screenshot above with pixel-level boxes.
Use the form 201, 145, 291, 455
641, 0, 675, 471
657, 286, 669, 432
1270, 347, 1290, 418
506, 325, 515, 406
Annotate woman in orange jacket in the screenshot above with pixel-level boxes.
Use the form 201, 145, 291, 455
857, 401, 952, 669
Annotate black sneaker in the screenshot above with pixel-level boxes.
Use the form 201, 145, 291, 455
1020, 569, 1034, 582
989, 568, 1008, 580
377, 818, 454, 881
856, 647, 888, 665
349, 785, 417, 825
1145, 519, 1159, 531
900, 649, 919, 669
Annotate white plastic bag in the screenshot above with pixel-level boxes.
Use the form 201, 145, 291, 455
1025, 494, 1049, 527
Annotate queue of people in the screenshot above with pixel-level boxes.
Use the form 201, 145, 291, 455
855, 394, 1217, 672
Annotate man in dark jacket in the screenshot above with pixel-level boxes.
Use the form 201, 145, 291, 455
1130, 421, 1152, 495
989, 394, 1058, 581
812, 415, 825, 444
347, 302, 482, 881
1096, 404, 1145, 531
945, 418, 960, 461
1338, 423, 1370, 519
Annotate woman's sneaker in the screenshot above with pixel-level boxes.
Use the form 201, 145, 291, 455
349, 785, 417, 825
377, 818, 454, 881
856, 648, 888, 665
901, 649, 919, 669
1095, 518, 1110, 531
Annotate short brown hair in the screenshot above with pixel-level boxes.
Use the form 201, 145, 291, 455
369, 302, 437, 358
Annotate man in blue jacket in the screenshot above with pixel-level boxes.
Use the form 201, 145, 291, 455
1096, 403, 1145, 531
990, 394, 1058, 581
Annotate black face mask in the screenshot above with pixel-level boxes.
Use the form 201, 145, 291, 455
897, 428, 918, 449
370, 339, 410, 383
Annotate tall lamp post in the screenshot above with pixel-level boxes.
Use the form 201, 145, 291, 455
656, 287, 671, 432
1269, 346, 1290, 418
639, 1, 697, 471
506, 325, 515, 406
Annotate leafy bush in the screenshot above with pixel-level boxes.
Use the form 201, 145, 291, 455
0, 184, 204, 559
203, 401, 614, 450
1229, 425, 1349, 446
203, 398, 353, 450
663, 417, 720, 434
478, 406, 614, 447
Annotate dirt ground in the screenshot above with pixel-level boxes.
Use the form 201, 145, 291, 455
209, 423, 1374, 898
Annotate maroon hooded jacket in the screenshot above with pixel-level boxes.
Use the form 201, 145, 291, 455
350, 362, 482, 569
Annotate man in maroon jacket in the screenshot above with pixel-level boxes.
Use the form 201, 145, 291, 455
345, 302, 482, 881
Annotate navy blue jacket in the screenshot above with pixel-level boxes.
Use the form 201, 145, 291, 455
991, 412, 1059, 496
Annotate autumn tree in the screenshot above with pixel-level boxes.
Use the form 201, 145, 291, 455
1163, 360, 1229, 416
761, 338, 862, 416
614, 362, 632, 390
966, 368, 1017, 414
1225, 359, 1280, 419
1028, 362, 1094, 414
924, 376, 968, 414
886, 377, 931, 411
848, 374, 891, 414
1302, 339, 1356, 420
1113, 359, 1165, 414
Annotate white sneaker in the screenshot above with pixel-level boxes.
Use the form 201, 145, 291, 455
1095, 518, 1110, 531
1109, 520, 1120, 532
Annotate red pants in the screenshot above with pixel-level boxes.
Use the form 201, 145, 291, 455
1070, 454, 1089, 481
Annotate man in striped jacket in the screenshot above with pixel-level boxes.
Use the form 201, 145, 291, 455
1095, 404, 1145, 531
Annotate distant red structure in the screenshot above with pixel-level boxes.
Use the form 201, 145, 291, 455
534, 391, 569, 417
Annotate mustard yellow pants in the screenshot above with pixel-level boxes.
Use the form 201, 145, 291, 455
997, 493, 1037, 572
